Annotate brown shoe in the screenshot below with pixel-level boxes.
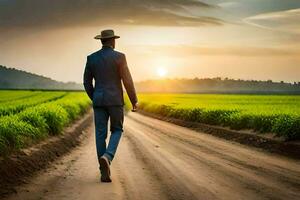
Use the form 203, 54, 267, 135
100, 156, 112, 182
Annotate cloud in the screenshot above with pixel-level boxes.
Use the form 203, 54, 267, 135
131, 45, 300, 57
244, 8, 300, 34
0, 0, 222, 30
218, 1, 240, 8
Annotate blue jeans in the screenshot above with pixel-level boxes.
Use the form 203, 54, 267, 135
93, 106, 124, 167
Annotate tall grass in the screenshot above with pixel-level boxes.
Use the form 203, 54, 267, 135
131, 94, 300, 140
0, 91, 91, 155
0, 92, 67, 116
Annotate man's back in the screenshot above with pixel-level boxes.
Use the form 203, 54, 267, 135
83, 29, 138, 183
83, 46, 137, 107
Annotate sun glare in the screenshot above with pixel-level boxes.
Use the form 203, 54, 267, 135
157, 67, 168, 77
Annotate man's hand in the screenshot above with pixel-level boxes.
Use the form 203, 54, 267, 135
132, 102, 139, 112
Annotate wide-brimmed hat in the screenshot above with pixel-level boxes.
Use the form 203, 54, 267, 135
94, 29, 120, 40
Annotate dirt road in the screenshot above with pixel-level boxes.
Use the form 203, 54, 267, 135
6, 112, 300, 200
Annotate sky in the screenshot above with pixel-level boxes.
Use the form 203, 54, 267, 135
0, 0, 299, 83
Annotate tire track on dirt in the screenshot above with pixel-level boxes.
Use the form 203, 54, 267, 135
125, 113, 300, 199
115, 136, 173, 200
128, 114, 300, 188
128, 113, 300, 176
122, 131, 208, 200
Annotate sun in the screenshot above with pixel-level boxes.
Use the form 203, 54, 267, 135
157, 67, 168, 77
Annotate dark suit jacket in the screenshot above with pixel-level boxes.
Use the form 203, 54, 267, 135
83, 46, 137, 107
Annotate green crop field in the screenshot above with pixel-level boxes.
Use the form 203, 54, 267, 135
0, 90, 91, 155
129, 94, 300, 140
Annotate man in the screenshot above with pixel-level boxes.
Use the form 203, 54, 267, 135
83, 29, 138, 182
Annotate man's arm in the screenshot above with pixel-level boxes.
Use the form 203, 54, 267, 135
83, 56, 94, 100
119, 54, 138, 107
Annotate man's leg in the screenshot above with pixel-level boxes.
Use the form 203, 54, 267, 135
93, 107, 109, 168
103, 106, 124, 163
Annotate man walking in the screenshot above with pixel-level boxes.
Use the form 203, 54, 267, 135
83, 29, 138, 182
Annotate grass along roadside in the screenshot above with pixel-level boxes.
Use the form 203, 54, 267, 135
0, 92, 91, 155
0, 91, 68, 116
128, 94, 300, 140
0, 90, 42, 103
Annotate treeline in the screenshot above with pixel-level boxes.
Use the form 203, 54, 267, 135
135, 78, 300, 94
0, 65, 83, 90
1, 65, 299, 94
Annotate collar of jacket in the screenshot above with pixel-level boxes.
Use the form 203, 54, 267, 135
102, 45, 113, 50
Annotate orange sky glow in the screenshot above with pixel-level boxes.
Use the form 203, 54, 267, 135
0, 0, 299, 83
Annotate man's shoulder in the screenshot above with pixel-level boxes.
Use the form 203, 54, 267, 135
87, 50, 101, 59
87, 49, 126, 62
112, 50, 125, 56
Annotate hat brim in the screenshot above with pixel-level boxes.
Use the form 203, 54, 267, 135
94, 35, 120, 40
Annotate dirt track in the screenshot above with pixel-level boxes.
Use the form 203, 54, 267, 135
6, 112, 300, 200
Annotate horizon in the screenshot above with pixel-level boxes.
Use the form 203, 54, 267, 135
0, 0, 299, 83
2, 64, 299, 85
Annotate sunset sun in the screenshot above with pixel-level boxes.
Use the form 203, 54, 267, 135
157, 67, 168, 77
